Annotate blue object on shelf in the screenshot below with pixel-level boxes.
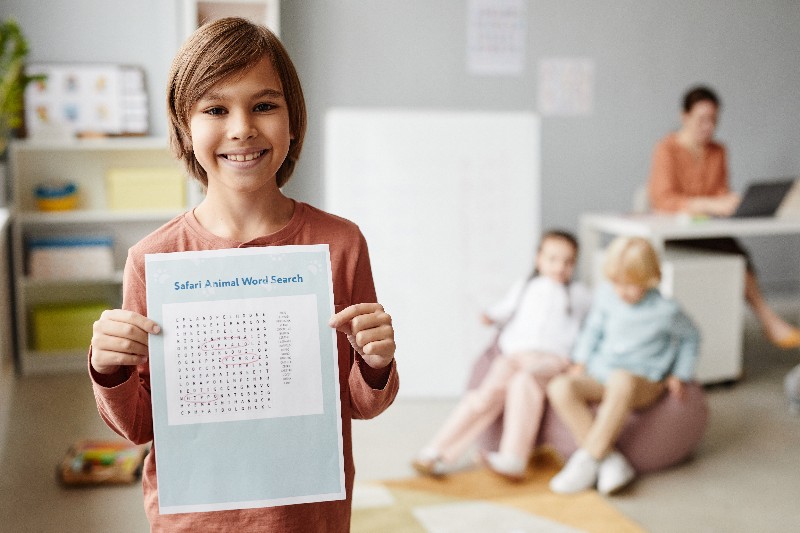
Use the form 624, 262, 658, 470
27, 235, 113, 249
34, 181, 79, 211
35, 182, 78, 198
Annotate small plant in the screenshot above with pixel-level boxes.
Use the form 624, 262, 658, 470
0, 18, 43, 157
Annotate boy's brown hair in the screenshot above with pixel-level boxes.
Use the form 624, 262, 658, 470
167, 17, 307, 188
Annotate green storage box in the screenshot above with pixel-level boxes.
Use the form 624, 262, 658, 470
31, 302, 108, 351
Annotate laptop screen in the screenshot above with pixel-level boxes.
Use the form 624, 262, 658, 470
732, 179, 795, 218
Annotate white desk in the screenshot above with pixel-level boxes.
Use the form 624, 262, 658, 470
579, 212, 800, 384
579, 212, 800, 283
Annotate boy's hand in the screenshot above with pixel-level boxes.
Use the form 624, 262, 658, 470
91, 309, 161, 375
666, 375, 686, 400
329, 303, 395, 369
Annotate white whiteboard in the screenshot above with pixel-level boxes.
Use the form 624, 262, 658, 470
325, 109, 540, 397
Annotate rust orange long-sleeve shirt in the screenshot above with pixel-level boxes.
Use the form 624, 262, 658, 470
90, 201, 399, 532
648, 133, 729, 213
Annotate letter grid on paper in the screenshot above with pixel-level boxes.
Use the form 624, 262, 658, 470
161, 294, 325, 426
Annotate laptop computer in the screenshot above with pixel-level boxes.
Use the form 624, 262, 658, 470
731, 178, 796, 218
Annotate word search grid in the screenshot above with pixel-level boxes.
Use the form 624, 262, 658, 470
162, 294, 323, 426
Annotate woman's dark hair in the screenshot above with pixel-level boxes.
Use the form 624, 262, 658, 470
682, 85, 720, 113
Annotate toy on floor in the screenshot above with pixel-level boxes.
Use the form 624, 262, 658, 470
59, 439, 148, 486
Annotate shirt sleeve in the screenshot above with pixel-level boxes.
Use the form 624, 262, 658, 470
88, 248, 155, 445
648, 139, 690, 213
669, 309, 701, 382
347, 231, 400, 420
350, 357, 399, 420
484, 278, 526, 325
571, 285, 607, 364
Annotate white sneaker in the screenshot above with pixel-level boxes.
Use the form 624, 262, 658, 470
411, 457, 450, 477
483, 452, 526, 481
597, 450, 636, 495
411, 448, 465, 477
549, 448, 599, 494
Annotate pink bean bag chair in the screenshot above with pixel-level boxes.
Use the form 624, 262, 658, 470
467, 342, 708, 473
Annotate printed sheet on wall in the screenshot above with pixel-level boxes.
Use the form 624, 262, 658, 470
325, 109, 540, 397
145, 245, 344, 514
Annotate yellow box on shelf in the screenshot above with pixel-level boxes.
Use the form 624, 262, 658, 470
106, 167, 186, 210
31, 302, 108, 352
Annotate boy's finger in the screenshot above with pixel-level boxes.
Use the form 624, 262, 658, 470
328, 303, 382, 329
353, 324, 394, 348
100, 309, 161, 334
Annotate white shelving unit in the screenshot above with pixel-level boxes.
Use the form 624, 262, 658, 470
8, 137, 196, 374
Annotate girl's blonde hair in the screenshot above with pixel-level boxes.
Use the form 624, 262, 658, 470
167, 17, 307, 188
603, 236, 661, 288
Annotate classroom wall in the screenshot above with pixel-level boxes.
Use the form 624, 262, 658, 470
279, 0, 800, 291
4, 1, 799, 287
3, 1, 800, 394
0, 0, 179, 139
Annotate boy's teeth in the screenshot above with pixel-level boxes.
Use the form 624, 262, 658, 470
227, 151, 261, 162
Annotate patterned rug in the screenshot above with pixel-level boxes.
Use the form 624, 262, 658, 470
351, 450, 644, 533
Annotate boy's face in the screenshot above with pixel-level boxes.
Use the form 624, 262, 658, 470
188, 56, 291, 195
612, 280, 648, 305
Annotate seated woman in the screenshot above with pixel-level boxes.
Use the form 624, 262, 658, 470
648, 85, 800, 348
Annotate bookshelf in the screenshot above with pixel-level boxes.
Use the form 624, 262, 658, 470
8, 137, 196, 374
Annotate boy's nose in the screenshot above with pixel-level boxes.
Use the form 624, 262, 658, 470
228, 112, 257, 140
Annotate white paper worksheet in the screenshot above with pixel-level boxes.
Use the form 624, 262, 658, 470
145, 245, 344, 514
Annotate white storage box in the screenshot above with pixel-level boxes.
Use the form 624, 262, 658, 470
661, 247, 745, 384
28, 236, 114, 280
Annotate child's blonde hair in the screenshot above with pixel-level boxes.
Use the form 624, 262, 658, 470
167, 17, 307, 189
603, 236, 661, 288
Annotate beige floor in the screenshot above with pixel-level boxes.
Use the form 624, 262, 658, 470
1, 321, 799, 532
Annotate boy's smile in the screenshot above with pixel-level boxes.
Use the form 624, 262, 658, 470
189, 56, 292, 196
223, 150, 267, 162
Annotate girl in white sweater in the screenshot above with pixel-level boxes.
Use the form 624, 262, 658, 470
413, 230, 592, 480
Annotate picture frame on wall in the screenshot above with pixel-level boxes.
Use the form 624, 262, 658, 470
23, 63, 149, 139
181, 0, 280, 39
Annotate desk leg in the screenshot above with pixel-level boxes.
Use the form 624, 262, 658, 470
650, 237, 666, 257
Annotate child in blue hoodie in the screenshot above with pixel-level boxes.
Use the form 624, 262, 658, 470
547, 236, 699, 495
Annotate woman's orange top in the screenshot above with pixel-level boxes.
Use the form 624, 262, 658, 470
648, 132, 729, 213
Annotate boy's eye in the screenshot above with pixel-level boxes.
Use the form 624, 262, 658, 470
254, 102, 275, 112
